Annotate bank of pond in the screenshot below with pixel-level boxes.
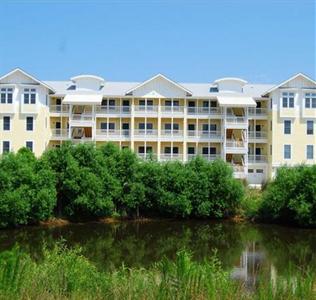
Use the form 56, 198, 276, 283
1, 221, 316, 299
0, 142, 316, 228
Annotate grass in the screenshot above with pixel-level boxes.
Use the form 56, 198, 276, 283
0, 245, 315, 300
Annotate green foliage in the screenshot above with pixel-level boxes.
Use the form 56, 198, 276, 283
0, 246, 315, 299
239, 189, 263, 218
0, 142, 245, 227
259, 165, 316, 227
0, 148, 56, 228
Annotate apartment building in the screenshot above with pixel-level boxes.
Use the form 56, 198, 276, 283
0, 68, 315, 184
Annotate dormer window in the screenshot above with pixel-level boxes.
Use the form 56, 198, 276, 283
24, 88, 36, 104
210, 87, 218, 93
282, 92, 294, 108
1, 88, 13, 104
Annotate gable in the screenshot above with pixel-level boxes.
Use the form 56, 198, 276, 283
126, 74, 192, 98
282, 75, 316, 89
0, 69, 38, 85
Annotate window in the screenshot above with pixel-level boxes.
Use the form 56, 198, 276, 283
0, 88, 13, 104
26, 117, 33, 131
26, 141, 33, 152
210, 124, 217, 131
307, 121, 314, 135
284, 120, 291, 134
284, 144, 291, 159
210, 101, 217, 107
202, 124, 209, 132
248, 169, 254, 173
139, 146, 153, 154
2, 141, 10, 153
282, 92, 294, 108
209, 147, 216, 155
209, 87, 218, 93
100, 123, 115, 130
305, 93, 316, 108
256, 169, 264, 174
23, 88, 36, 104
188, 147, 195, 155
165, 100, 172, 106
188, 124, 195, 131
164, 147, 178, 154
307, 145, 314, 159
3, 116, 10, 131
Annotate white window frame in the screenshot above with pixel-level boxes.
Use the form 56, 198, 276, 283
307, 120, 314, 135
26, 116, 34, 131
284, 144, 292, 160
306, 145, 314, 160
284, 120, 291, 134
25, 140, 34, 152
1, 140, 11, 154
282, 92, 295, 108
305, 93, 316, 109
3, 116, 11, 131
23, 88, 37, 104
0, 87, 14, 104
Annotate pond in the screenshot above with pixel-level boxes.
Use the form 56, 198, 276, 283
1, 220, 316, 289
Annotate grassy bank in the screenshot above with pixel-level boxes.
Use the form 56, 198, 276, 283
0, 246, 315, 300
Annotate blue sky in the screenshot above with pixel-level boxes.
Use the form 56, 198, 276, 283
0, 0, 315, 83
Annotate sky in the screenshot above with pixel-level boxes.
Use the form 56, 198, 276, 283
0, 0, 315, 84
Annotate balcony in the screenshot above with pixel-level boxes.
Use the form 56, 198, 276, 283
51, 129, 69, 140
95, 105, 131, 115
134, 105, 158, 115
248, 155, 267, 164
160, 153, 183, 161
187, 107, 221, 116
248, 131, 268, 142
72, 137, 93, 143
187, 130, 222, 141
226, 139, 247, 153
160, 130, 183, 140
233, 165, 246, 178
248, 108, 268, 118
134, 129, 158, 139
161, 106, 184, 115
70, 113, 94, 127
225, 116, 247, 128
95, 129, 130, 140
188, 154, 221, 161
50, 105, 69, 114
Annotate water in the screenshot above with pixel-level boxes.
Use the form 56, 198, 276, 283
1, 220, 316, 288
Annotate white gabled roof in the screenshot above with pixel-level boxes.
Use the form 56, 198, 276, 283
125, 73, 192, 96
263, 73, 316, 96
0, 68, 55, 92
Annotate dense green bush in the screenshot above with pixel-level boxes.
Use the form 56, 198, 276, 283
0, 142, 245, 227
259, 165, 316, 227
0, 148, 56, 228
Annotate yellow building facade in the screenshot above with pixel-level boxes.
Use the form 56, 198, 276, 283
1, 68, 315, 184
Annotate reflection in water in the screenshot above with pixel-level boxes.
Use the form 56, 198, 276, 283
0, 220, 315, 287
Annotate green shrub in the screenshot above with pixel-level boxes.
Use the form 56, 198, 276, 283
259, 165, 316, 227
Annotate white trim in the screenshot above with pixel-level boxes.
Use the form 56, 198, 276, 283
214, 77, 248, 84
263, 73, 316, 96
125, 74, 192, 96
71, 75, 105, 82
283, 144, 292, 160
0, 68, 55, 92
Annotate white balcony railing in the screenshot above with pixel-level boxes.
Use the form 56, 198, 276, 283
188, 154, 221, 161
248, 131, 267, 139
226, 139, 245, 148
134, 129, 158, 137
95, 105, 131, 114
161, 106, 184, 113
95, 129, 130, 138
226, 116, 247, 124
70, 114, 93, 121
51, 129, 69, 138
160, 153, 183, 161
187, 130, 221, 139
134, 105, 159, 113
248, 108, 267, 116
188, 107, 221, 115
161, 130, 183, 137
248, 155, 267, 163
50, 105, 69, 113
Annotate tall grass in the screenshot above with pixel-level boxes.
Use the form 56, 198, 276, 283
0, 246, 315, 300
